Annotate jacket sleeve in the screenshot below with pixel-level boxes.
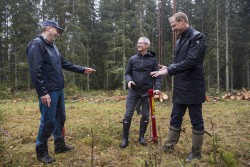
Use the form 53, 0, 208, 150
167, 34, 207, 76
153, 58, 161, 90
26, 40, 48, 97
54, 45, 85, 73
60, 56, 85, 73
124, 58, 133, 84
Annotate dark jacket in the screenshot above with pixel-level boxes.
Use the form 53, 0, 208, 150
26, 35, 85, 97
167, 27, 207, 104
125, 51, 161, 92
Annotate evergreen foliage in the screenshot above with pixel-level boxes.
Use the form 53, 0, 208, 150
0, 0, 249, 93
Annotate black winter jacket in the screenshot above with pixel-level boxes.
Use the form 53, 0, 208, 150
167, 27, 207, 104
26, 35, 85, 97
125, 51, 161, 92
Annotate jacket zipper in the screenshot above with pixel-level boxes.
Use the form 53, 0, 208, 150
139, 56, 143, 88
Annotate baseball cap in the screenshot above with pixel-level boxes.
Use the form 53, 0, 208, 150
41, 20, 64, 34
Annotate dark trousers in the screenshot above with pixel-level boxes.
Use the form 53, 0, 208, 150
36, 89, 66, 148
170, 103, 204, 131
135, 98, 142, 113
124, 89, 149, 121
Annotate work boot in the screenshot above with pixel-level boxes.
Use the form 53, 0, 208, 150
36, 144, 55, 163
185, 130, 204, 163
162, 126, 181, 153
54, 137, 74, 154
37, 154, 55, 163
138, 118, 149, 146
120, 119, 131, 148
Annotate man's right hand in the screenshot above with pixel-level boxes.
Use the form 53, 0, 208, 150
128, 81, 136, 89
158, 64, 167, 70
41, 94, 51, 107
84, 67, 96, 74
150, 69, 168, 77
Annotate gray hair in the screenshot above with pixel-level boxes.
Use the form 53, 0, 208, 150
138, 37, 150, 46
41, 26, 49, 33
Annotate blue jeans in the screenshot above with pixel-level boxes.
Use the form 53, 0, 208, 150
124, 89, 149, 121
170, 103, 204, 131
36, 89, 66, 147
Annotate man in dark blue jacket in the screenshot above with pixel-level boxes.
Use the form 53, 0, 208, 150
120, 37, 161, 148
26, 20, 96, 163
151, 12, 207, 162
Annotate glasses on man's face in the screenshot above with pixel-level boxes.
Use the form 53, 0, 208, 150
49, 27, 60, 36
137, 42, 147, 45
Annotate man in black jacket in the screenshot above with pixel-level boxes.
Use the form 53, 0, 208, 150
26, 20, 95, 163
120, 37, 161, 148
151, 12, 207, 162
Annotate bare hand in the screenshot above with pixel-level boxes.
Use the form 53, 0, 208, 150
150, 69, 168, 77
41, 94, 51, 107
158, 64, 167, 70
84, 67, 96, 74
128, 81, 136, 89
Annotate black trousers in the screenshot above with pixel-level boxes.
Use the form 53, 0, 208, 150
124, 89, 149, 121
170, 103, 204, 131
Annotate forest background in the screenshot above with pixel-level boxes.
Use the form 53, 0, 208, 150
0, 0, 249, 96
0, 0, 250, 166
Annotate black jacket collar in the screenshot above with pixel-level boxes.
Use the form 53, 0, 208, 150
137, 50, 156, 57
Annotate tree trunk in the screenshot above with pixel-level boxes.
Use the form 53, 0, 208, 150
230, 48, 233, 90
122, 1, 126, 91
247, 54, 250, 89
216, 0, 220, 94
225, 0, 229, 92
172, 0, 176, 92
14, 50, 17, 92
86, 40, 90, 91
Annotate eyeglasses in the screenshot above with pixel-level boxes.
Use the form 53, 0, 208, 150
49, 26, 60, 35
137, 42, 147, 45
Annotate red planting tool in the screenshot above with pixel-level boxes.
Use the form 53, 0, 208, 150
148, 89, 158, 144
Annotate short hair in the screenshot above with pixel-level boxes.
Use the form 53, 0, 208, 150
41, 26, 48, 33
171, 12, 189, 24
138, 37, 150, 46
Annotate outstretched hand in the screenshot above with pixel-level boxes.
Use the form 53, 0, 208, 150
150, 68, 168, 77
84, 67, 96, 74
158, 64, 167, 70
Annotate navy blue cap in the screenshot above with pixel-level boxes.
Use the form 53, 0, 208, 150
41, 20, 64, 34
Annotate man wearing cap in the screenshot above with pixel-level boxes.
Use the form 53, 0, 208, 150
26, 20, 96, 163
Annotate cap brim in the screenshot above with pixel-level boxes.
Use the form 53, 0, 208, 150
56, 27, 64, 34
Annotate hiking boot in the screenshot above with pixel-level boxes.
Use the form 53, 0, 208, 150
54, 137, 74, 153
37, 153, 55, 163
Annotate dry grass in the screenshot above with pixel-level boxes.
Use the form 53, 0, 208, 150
0, 90, 249, 167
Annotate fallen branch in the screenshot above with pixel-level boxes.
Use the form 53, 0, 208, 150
0, 127, 12, 137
